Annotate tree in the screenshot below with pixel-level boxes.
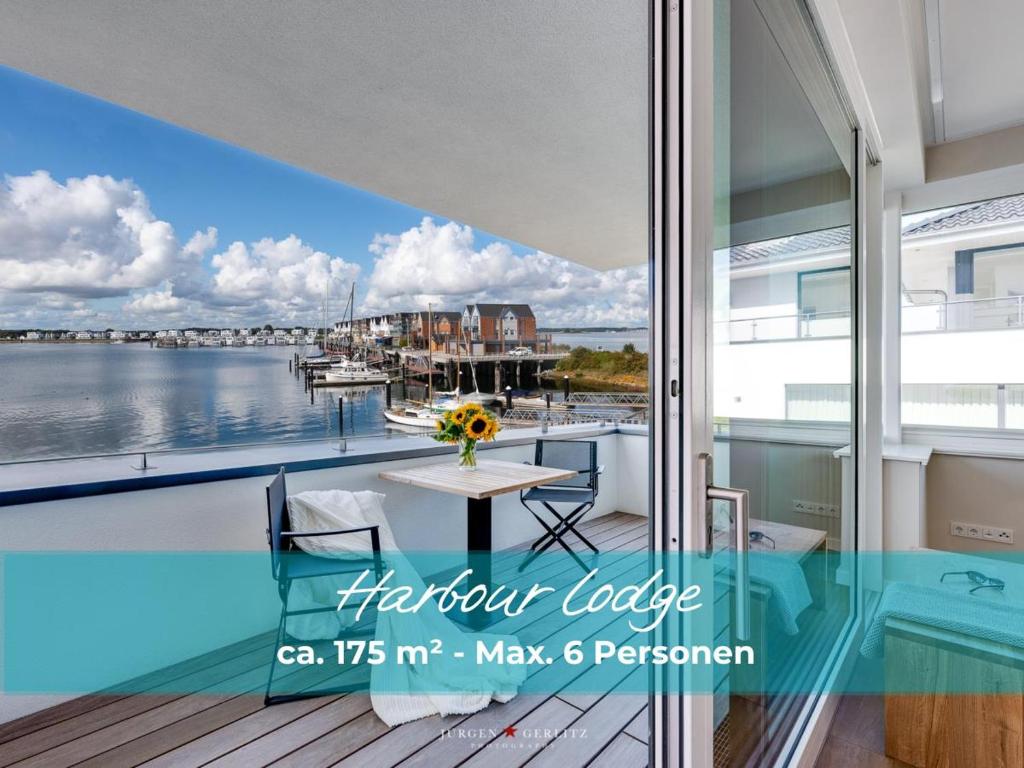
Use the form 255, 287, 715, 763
263, 324, 274, 333
622, 343, 637, 355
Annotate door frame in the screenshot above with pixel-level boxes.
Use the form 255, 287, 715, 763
650, 0, 716, 765
650, 2, 873, 765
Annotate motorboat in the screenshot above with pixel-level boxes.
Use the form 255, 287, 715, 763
324, 360, 389, 385
436, 388, 501, 406
382, 399, 459, 428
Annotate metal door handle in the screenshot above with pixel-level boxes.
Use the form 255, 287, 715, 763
698, 452, 751, 641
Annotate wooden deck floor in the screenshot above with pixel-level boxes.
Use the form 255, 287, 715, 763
0, 513, 650, 768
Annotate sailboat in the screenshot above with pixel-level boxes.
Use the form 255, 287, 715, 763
382, 302, 459, 427
457, 325, 499, 404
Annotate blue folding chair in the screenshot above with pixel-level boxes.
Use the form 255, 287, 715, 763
264, 467, 383, 705
519, 440, 602, 572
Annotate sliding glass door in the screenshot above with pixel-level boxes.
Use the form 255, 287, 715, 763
654, 0, 860, 764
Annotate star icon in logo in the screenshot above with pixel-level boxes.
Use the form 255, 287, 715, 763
503, 726, 517, 738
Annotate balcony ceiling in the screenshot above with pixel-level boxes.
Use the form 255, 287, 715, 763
0, 1, 648, 270
926, 0, 1024, 143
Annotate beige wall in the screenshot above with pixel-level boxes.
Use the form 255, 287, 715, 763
725, 439, 845, 546
926, 453, 1024, 552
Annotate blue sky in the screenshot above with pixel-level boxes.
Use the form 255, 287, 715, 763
0, 65, 647, 330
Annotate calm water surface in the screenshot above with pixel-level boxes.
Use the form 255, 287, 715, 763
550, 330, 648, 352
0, 333, 642, 462
0, 344, 406, 462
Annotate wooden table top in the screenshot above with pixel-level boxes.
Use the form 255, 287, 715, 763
378, 459, 577, 500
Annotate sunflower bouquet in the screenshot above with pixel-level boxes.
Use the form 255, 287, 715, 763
433, 403, 501, 470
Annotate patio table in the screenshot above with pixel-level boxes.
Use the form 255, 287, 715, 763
379, 458, 576, 628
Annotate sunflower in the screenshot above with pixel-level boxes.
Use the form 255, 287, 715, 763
483, 418, 500, 440
466, 413, 491, 440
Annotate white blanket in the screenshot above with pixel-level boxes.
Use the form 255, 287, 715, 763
285, 489, 525, 726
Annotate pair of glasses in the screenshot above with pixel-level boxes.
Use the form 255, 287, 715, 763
749, 531, 775, 550
940, 570, 1006, 594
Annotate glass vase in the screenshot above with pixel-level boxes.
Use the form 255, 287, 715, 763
458, 438, 478, 470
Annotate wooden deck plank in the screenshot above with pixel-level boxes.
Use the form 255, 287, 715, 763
520, 670, 648, 768
75, 694, 269, 768
586, 732, 648, 768
144, 516, 642, 768
4, 513, 649, 768
269, 710, 391, 768
204, 696, 373, 768
0, 632, 274, 748
139, 695, 339, 768
338, 532, 643, 768
0, 645, 273, 767
328, 710, 462, 768
624, 709, 649, 744
11, 694, 235, 768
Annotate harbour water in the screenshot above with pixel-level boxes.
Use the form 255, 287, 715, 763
0, 331, 647, 462
550, 329, 648, 352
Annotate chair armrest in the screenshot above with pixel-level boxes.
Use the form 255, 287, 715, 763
281, 525, 382, 552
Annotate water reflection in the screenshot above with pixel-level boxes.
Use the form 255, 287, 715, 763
0, 344, 414, 461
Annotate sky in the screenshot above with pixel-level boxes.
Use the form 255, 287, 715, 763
0, 66, 648, 331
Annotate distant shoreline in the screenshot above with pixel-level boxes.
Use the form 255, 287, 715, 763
539, 327, 648, 334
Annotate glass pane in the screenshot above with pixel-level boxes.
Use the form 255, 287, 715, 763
711, 0, 856, 764
901, 194, 1024, 429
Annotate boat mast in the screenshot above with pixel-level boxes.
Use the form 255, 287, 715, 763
455, 316, 462, 398
427, 302, 434, 405
321, 283, 329, 355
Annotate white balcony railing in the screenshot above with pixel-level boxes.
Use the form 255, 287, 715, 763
717, 310, 850, 343
902, 294, 1024, 333
718, 295, 1024, 344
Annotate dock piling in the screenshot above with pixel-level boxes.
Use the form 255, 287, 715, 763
385, 379, 392, 408
337, 397, 347, 453
562, 375, 570, 400
545, 392, 551, 409
504, 386, 513, 411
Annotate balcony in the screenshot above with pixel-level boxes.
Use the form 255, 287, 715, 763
0, 512, 649, 767
0, 425, 652, 766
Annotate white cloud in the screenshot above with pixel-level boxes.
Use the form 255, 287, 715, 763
363, 217, 647, 326
0, 171, 191, 297
208, 234, 360, 321
0, 173, 646, 329
0, 172, 362, 329
124, 289, 187, 315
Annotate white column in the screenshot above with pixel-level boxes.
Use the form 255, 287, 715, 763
860, 158, 885, 562
882, 191, 903, 444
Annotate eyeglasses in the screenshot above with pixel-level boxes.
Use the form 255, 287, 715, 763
749, 531, 776, 550
940, 570, 1006, 594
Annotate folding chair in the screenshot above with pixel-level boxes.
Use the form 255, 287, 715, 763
519, 440, 603, 572
264, 467, 383, 705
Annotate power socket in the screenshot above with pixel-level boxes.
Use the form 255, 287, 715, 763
950, 521, 1014, 544
792, 499, 840, 518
